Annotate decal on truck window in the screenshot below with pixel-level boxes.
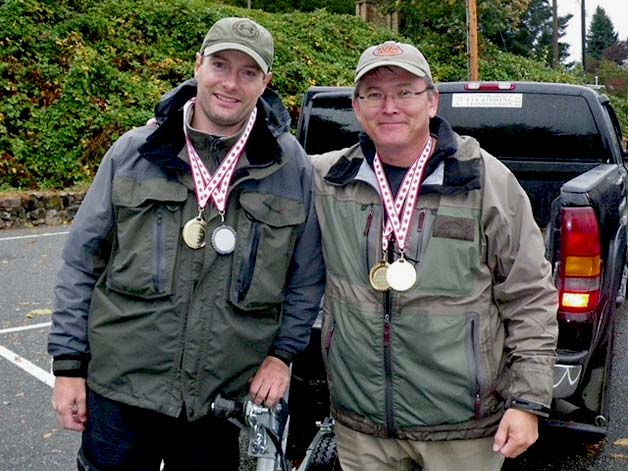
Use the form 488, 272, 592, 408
451, 93, 523, 108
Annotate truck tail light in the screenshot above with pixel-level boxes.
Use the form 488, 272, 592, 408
558, 207, 602, 313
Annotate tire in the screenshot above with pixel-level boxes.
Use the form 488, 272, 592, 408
303, 433, 339, 471
616, 262, 627, 306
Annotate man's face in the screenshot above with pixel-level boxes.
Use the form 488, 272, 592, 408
352, 67, 438, 162
193, 50, 271, 136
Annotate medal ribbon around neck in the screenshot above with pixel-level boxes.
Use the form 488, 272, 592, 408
182, 98, 257, 213
373, 137, 433, 254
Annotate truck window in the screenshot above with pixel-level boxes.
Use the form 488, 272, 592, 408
438, 94, 606, 162
301, 95, 362, 155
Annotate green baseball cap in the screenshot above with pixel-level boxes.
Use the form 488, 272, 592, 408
355, 41, 432, 83
200, 17, 274, 74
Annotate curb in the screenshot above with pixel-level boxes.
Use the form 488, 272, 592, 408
0, 191, 86, 230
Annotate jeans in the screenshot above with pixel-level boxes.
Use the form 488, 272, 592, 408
78, 389, 240, 471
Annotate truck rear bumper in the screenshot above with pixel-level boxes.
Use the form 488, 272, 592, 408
553, 350, 588, 398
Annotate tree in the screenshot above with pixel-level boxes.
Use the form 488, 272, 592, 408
489, 0, 572, 66
586, 6, 618, 60
379, 0, 531, 58
602, 39, 628, 66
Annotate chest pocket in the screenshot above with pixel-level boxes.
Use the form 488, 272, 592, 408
230, 191, 306, 314
417, 213, 481, 297
107, 178, 188, 299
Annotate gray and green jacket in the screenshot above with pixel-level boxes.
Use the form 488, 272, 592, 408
48, 83, 325, 420
313, 117, 558, 440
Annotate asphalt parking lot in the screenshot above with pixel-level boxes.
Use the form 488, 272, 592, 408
2, 225, 628, 471
0, 226, 79, 470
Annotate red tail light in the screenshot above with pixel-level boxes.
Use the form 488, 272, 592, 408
558, 207, 602, 313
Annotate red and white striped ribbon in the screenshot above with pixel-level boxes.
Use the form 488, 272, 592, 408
373, 137, 433, 254
183, 98, 256, 212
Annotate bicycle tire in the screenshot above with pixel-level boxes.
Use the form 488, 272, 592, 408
303, 433, 339, 471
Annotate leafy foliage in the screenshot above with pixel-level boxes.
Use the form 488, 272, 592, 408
0, 0, 624, 190
220, 0, 354, 14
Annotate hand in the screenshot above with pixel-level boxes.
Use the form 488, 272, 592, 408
249, 356, 290, 409
52, 377, 88, 432
493, 408, 539, 458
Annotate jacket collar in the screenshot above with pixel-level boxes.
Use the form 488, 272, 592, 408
323, 116, 480, 194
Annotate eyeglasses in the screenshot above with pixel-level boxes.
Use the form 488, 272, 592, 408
357, 87, 433, 107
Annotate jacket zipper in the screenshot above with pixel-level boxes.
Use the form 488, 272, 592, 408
470, 318, 482, 420
363, 206, 374, 270
237, 221, 260, 301
383, 246, 396, 437
154, 209, 164, 293
414, 208, 426, 261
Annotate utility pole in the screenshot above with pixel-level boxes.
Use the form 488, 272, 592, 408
552, 0, 559, 68
466, 0, 479, 81
581, 0, 587, 71
247, 0, 251, 8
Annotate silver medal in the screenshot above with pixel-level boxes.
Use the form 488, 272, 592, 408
386, 258, 417, 292
211, 225, 237, 255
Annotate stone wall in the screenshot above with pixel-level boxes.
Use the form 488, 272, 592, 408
0, 191, 86, 230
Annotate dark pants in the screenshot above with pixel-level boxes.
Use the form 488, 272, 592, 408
78, 390, 240, 471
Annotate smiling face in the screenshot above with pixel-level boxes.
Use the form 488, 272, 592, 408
193, 49, 271, 136
353, 66, 439, 166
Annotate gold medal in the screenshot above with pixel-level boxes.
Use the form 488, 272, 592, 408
386, 258, 417, 292
211, 225, 237, 255
369, 261, 390, 292
182, 217, 207, 249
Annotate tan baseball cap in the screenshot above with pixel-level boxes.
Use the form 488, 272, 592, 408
200, 17, 274, 74
355, 41, 432, 83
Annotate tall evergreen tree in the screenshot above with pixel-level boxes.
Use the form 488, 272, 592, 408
586, 6, 618, 60
490, 0, 572, 66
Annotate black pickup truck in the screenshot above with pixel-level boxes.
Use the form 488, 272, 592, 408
288, 82, 628, 463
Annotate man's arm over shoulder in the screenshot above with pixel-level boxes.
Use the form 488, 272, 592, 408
267, 139, 326, 365
481, 151, 559, 417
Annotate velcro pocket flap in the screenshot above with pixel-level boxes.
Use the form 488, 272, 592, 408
112, 178, 188, 207
239, 191, 305, 227
432, 215, 475, 241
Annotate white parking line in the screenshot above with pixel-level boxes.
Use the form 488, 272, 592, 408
0, 231, 69, 242
0, 321, 51, 335
0, 322, 54, 387
0, 344, 54, 387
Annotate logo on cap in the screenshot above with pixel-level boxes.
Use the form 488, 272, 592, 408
373, 43, 403, 57
232, 20, 260, 40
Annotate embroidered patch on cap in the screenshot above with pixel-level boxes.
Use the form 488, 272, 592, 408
232, 20, 260, 40
373, 43, 404, 57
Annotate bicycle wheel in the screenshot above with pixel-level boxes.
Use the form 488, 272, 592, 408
303, 433, 339, 471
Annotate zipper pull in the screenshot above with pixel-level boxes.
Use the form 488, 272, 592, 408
364, 210, 373, 236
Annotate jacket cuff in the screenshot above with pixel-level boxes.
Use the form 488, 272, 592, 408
52, 355, 89, 378
506, 397, 551, 418
268, 349, 293, 366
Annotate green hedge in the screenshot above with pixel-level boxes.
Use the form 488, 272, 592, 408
1, 0, 623, 190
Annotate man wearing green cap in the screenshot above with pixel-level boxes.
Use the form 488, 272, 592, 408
312, 41, 558, 470
48, 17, 324, 470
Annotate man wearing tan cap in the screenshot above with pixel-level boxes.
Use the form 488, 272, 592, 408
312, 41, 558, 470
48, 17, 324, 470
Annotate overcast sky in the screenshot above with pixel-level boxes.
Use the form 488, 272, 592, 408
558, 0, 628, 63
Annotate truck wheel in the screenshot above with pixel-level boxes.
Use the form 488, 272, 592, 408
304, 433, 339, 471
